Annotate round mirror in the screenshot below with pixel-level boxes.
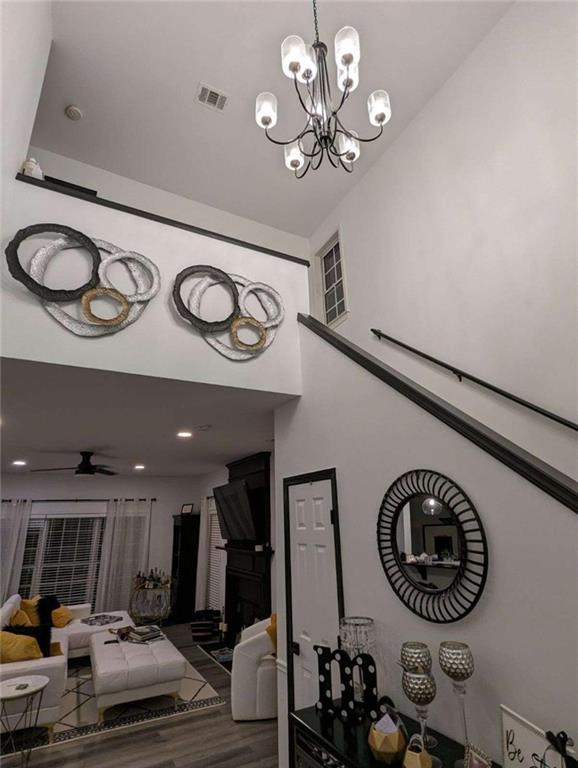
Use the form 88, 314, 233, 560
377, 469, 488, 623
396, 493, 463, 593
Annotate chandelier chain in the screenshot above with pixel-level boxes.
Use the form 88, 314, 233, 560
312, 0, 320, 44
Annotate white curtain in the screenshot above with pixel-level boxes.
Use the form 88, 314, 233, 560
194, 496, 210, 612
0, 499, 32, 602
95, 498, 152, 612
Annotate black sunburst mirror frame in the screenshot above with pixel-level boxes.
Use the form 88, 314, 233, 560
377, 469, 488, 623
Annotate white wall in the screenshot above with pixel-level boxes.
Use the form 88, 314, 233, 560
274, 326, 577, 765
2, 473, 202, 575
27, 147, 309, 261
1, 181, 309, 396
1, 1, 52, 233
309, 1, 576, 476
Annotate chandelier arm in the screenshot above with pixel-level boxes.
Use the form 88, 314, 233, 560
295, 159, 312, 180
312, 148, 325, 171
328, 142, 350, 159
299, 135, 323, 158
335, 115, 384, 143
333, 81, 350, 115
293, 75, 317, 118
326, 149, 340, 168
339, 158, 354, 174
264, 123, 310, 147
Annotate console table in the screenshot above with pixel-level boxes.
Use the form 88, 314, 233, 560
291, 705, 501, 768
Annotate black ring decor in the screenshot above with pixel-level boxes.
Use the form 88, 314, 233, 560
5, 224, 101, 302
172, 264, 240, 333
377, 469, 488, 623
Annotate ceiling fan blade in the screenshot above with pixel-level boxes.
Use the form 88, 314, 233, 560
30, 467, 76, 472
95, 467, 117, 476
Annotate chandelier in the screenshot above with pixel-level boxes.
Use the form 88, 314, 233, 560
255, 0, 391, 178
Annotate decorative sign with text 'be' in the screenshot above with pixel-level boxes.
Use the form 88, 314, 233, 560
501, 706, 575, 768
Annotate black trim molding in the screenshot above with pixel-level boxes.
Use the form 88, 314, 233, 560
15, 174, 310, 267
298, 314, 577, 514
283, 468, 344, 717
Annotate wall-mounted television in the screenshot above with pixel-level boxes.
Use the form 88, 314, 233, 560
214, 480, 261, 543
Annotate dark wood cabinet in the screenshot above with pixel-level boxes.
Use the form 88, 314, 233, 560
223, 452, 272, 644
170, 513, 200, 624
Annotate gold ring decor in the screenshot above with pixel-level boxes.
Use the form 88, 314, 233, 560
81, 286, 130, 326
230, 316, 267, 352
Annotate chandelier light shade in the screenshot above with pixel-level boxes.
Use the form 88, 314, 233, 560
337, 64, 359, 93
337, 130, 360, 162
256, 92, 278, 128
334, 26, 361, 67
367, 89, 392, 126
297, 44, 318, 83
255, 0, 391, 177
284, 141, 306, 170
281, 35, 307, 78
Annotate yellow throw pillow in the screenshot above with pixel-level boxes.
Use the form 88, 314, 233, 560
0, 631, 42, 663
20, 596, 41, 627
266, 613, 277, 653
50, 641, 63, 657
9, 609, 32, 627
51, 606, 72, 628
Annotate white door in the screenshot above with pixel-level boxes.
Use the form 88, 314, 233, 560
288, 477, 342, 711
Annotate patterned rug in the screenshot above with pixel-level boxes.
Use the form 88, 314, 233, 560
1, 658, 225, 755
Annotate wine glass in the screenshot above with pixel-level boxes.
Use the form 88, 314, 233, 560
400, 642, 437, 749
439, 641, 475, 768
401, 668, 442, 768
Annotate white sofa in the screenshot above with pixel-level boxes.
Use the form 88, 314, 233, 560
0, 594, 132, 732
231, 618, 277, 721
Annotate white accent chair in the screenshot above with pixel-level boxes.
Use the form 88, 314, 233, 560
231, 618, 277, 721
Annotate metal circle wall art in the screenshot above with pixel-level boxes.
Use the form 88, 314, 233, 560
5, 226, 160, 337
377, 469, 488, 623
173, 266, 284, 361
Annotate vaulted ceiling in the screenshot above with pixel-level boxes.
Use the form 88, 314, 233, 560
31, 1, 510, 236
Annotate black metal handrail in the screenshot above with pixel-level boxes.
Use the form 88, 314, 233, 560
298, 314, 576, 512
371, 328, 577, 432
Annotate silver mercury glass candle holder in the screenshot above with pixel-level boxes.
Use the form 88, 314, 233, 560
401, 669, 442, 768
439, 641, 475, 768
400, 642, 437, 748
401, 641, 432, 672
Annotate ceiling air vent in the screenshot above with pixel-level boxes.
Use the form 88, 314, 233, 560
196, 83, 228, 112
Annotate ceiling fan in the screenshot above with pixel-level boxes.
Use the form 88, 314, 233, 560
31, 451, 117, 476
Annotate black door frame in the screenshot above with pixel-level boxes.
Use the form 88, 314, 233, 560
283, 467, 345, 721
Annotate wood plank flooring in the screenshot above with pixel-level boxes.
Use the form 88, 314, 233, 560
1, 624, 278, 768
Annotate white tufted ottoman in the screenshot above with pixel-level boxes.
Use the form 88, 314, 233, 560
90, 630, 187, 719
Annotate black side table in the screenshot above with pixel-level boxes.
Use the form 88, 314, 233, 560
291, 705, 501, 768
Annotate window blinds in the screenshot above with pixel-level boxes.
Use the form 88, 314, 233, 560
19, 516, 105, 608
206, 508, 225, 612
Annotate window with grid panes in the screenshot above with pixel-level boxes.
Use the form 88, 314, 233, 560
18, 516, 105, 609
321, 239, 346, 324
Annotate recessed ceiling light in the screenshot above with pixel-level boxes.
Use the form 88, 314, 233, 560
177, 431, 193, 438
134, 464, 145, 471
12, 460, 27, 466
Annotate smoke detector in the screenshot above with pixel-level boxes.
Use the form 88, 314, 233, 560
65, 104, 83, 121
195, 83, 228, 112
